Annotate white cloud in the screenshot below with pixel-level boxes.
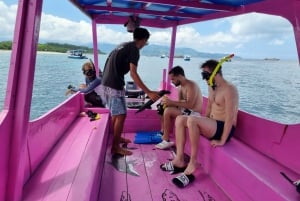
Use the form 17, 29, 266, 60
148, 29, 172, 46
269, 39, 284, 46
0, 1, 17, 40
40, 14, 92, 43
97, 25, 132, 44
230, 13, 292, 39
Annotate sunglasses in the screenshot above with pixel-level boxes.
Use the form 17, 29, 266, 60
83, 69, 95, 76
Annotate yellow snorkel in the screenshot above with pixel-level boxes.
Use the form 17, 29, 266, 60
208, 54, 234, 88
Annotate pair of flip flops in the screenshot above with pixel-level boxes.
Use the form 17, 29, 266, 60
160, 161, 195, 188
134, 131, 163, 144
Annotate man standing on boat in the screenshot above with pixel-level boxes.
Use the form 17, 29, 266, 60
155, 66, 203, 150
101, 27, 160, 156
161, 59, 239, 188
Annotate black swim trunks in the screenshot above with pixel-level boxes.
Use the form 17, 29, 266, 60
210, 120, 235, 142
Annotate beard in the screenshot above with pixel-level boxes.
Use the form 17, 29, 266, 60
173, 80, 181, 87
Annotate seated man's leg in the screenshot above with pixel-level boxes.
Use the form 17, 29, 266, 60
162, 107, 182, 141
171, 115, 189, 168
155, 107, 181, 149
185, 116, 217, 174
84, 91, 104, 107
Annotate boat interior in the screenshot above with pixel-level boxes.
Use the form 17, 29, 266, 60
1, 0, 300, 201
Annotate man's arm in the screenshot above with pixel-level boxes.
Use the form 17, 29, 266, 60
164, 82, 199, 109
129, 63, 159, 101
205, 87, 213, 117
73, 78, 101, 94
212, 86, 239, 146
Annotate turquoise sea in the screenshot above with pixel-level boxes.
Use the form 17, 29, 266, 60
1, 50, 300, 124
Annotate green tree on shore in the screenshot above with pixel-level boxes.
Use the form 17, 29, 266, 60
0, 41, 104, 54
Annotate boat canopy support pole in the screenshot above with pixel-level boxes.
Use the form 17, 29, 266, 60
166, 25, 177, 90
293, 27, 300, 65
92, 19, 101, 74
281, 1, 300, 65
292, 3, 300, 65
4, 0, 43, 200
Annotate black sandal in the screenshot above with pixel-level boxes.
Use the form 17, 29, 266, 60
160, 161, 186, 174
172, 173, 195, 188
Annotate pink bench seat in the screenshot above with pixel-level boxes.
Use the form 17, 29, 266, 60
198, 137, 299, 201
192, 110, 300, 201
23, 113, 110, 201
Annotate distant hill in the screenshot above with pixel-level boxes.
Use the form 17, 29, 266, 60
0, 40, 238, 59
96, 43, 238, 59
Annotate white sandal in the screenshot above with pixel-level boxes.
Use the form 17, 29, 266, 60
155, 140, 175, 149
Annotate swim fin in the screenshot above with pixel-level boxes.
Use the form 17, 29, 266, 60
135, 90, 170, 113
134, 131, 162, 144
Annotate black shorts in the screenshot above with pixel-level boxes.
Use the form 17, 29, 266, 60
84, 91, 105, 107
210, 120, 235, 142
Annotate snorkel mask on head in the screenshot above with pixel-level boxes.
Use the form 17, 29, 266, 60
203, 54, 234, 90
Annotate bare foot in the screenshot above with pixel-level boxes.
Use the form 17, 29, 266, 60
171, 158, 186, 169
184, 161, 199, 175
111, 147, 133, 156
120, 137, 131, 144
79, 112, 87, 117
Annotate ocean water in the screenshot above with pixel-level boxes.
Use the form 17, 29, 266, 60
1, 50, 300, 124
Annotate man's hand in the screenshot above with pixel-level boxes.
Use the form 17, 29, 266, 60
79, 84, 87, 89
161, 95, 172, 107
147, 91, 160, 102
65, 89, 74, 96
210, 140, 225, 147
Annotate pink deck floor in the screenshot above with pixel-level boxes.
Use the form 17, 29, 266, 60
99, 133, 230, 201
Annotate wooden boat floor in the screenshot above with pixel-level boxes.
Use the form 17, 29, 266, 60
99, 132, 230, 201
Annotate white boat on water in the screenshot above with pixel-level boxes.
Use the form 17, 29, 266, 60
184, 55, 191, 61
67, 49, 88, 59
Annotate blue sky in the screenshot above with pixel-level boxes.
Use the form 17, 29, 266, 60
0, 0, 298, 60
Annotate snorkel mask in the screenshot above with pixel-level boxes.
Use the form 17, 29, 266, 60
201, 71, 211, 81
202, 54, 234, 90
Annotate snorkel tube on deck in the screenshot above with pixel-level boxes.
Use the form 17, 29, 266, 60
208, 54, 234, 89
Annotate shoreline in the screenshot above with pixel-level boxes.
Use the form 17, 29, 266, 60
0, 49, 66, 54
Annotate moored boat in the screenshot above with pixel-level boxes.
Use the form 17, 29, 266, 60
184, 55, 191, 61
0, 1, 300, 201
67, 49, 88, 59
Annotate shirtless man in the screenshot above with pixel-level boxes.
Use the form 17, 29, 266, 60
160, 59, 239, 188
155, 66, 203, 149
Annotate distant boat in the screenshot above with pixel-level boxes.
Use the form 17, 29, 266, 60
68, 49, 88, 59
264, 58, 280, 61
160, 54, 166, 58
184, 55, 191, 61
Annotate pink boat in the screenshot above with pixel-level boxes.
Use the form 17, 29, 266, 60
0, 0, 299, 201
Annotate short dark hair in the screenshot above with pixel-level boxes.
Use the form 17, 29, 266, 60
169, 66, 185, 76
133, 27, 150, 40
201, 59, 222, 75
